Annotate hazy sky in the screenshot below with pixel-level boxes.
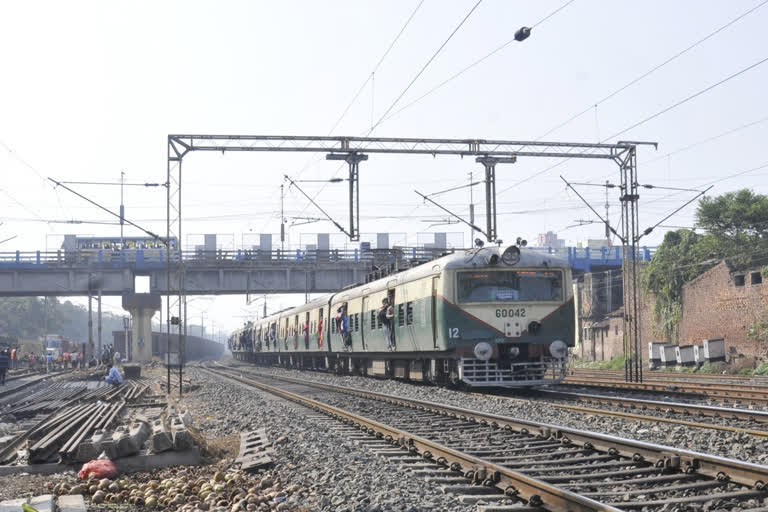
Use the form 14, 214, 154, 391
2, 0, 767, 333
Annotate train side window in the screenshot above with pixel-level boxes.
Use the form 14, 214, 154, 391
354, 313, 360, 332
370, 310, 376, 330
376, 310, 382, 329
397, 304, 404, 327
406, 302, 413, 325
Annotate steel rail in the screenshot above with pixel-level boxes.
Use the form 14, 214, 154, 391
480, 390, 768, 437
211, 363, 768, 489
567, 370, 768, 389
569, 369, 768, 382
561, 377, 768, 403
0, 372, 63, 400
536, 390, 768, 423
550, 403, 768, 438
201, 366, 619, 511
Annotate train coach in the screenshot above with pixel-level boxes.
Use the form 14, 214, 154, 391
229, 244, 574, 387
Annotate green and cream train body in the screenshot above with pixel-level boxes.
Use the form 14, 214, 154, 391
230, 245, 574, 387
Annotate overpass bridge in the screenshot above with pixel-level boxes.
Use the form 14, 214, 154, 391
0, 244, 655, 297
0, 248, 391, 297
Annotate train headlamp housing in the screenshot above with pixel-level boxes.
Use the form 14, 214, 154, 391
501, 246, 521, 265
549, 340, 568, 360
473, 342, 493, 361
508, 346, 520, 359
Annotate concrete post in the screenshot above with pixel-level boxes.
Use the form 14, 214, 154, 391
88, 295, 93, 358
122, 294, 162, 363
98, 289, 102, 360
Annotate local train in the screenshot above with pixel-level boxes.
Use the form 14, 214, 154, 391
229, 244, 574, 387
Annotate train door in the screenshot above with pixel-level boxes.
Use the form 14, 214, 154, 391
304, 311, 310, 350
318, 308, 324, 349
293, 315, 299, 349
431, 276, 440, 348
361, 297, 369, 350
283, 318, 289, 350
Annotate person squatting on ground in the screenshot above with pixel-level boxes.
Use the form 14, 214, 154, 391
105, 363, 123, 387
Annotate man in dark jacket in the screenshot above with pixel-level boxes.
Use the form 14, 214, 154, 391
0, 349, 10, 385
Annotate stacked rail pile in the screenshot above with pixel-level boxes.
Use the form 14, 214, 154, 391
0, 380, 149, 465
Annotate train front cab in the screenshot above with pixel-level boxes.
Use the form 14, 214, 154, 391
441, 257, 574, 388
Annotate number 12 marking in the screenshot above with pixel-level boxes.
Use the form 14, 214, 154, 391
448, 327, 460, 338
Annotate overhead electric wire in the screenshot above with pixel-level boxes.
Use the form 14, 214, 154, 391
0, 139, 69, 224
642, 113, 768, 166
292, 0, 425, 183
537, 0, 768, 140
367, 0, 484, 135
497, 53, 768, 198
325, 0, 426, 137
382, 0, 576, 124
296, 1, 484, 220
605, 54, 768, 142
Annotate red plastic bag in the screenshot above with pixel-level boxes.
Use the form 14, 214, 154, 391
78, 459, 118, 480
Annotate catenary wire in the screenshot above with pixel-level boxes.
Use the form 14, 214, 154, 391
536, 0, 768, 140
496, 54, 768, 198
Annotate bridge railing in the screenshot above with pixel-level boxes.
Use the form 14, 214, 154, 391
0, 246, 656, 270
0, 247, 453, 269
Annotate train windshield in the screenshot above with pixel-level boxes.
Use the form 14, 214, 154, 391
457, 270, 562, 303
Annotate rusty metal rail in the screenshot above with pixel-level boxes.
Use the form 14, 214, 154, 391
1, 380, 147, 465
560, 376, 768, 404
570, 368, 768, 384
205, 363, 768, 510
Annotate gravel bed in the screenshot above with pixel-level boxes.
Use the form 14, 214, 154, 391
188, 367, 472, 512
227, 363, 768, 466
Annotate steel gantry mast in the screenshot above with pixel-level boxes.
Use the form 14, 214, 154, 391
165, 133, 649, 381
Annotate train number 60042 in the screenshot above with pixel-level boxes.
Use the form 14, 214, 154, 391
496, 308, 526, 318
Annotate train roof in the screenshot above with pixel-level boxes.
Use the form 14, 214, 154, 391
229, 246, 570, 336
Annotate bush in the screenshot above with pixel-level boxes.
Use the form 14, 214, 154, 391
753, 361, 768, 376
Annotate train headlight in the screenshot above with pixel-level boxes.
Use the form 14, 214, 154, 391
549, 340, 568, 359
501, 246, 521, 265
473, 342, 493, 361
508, 346, 520, 359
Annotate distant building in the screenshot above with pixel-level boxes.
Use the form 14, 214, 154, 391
587, 239, 611, 250
536, 231, 565, 249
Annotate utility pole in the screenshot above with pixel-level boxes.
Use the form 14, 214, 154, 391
604, 180, 611, 243
280, 183, 285, 253
97, 288, 102, 360
120, 171, 125, 249
88, 292, 93, 359
468, 171, 476, 246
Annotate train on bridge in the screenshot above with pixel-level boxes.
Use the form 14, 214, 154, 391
229, 244, 574, 387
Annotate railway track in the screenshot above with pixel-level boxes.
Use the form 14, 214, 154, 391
203, 363, 768, 511
486, 390, 768, 439
561, 374, 768, 405
570, 369, 768, 384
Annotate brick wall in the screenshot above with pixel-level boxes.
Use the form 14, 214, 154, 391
679, 262, 768, 361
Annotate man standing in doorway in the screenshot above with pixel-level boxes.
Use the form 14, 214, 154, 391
380, 297, 395, 351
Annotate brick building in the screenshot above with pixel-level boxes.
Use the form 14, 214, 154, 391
679, 262, 767, 362
578, 308, 624, 361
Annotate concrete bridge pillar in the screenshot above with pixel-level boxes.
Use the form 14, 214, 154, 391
122, 293, 162, 363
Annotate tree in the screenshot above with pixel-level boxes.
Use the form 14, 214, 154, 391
643, 189, 768, 341
697, 189, 768, 240
643, 229, 716, 341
